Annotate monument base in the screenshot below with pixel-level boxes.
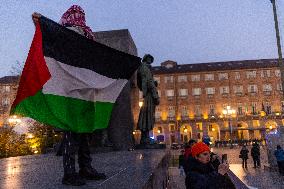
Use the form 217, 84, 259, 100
0, 150, 170, 189
135, 143, 166, 149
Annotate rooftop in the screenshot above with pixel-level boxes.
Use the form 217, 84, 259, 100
0, 76, 19, 84
152, 59, 280, 74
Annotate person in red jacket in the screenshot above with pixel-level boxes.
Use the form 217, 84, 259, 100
184, 139, 197, 160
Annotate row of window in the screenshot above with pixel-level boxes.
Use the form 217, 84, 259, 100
140, 84, 282, 98
154, 69, 281, 83
155, 102, 280, 118
0, 86, 11, 93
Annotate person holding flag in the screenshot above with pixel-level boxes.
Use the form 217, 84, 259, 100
13, 5, 141, 186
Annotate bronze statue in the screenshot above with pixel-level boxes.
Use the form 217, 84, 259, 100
137, 54, 159, 145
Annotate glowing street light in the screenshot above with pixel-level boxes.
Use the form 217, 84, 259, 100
138, 101, 143, 108
223, 106, 235, 148
8, 115, 21, 125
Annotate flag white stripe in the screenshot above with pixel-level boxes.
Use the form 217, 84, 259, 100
42, 57, 127, 103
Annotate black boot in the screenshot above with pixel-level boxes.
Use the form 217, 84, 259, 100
62, 173, 86, 186
79, 167, 107, 180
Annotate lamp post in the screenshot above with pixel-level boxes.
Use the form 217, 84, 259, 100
270, 0, 284, 94
222, 106, 236, 149
8, 115, 21, 126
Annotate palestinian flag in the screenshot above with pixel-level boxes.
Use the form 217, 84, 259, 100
11, 17, 141, 133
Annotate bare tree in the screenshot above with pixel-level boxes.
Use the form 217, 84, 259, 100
10, 60, 24, 76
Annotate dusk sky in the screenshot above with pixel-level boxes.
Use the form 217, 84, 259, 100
0, 0, 283, 77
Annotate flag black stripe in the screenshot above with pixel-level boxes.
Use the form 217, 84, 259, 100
39, 17, 141, 80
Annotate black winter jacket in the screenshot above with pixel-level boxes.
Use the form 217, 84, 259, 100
185, 158, 234, 189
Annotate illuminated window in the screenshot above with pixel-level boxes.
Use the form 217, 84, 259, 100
233, 85, 243, 93
205, 74, 214, 81
191, 75, 200, 82
218, 73, 228, 80
166, 90, 174, 97
179, 89, 188, 96
164, 76, 174, 83
234, 72, 240, 80
178, 75, 187, 82
168, 106, 175, 117
275, 69, 281, 77
246, 70, 257, 78
220, 86, 229, 94
261, 70, 271, 78
181, 106, 188, 117
209, 104, 215, 115
193, 88, 201, 95
263, 84, 272, 92
195, 105, 201, 116
206, 87, 215, 95
248, 85, 258, 93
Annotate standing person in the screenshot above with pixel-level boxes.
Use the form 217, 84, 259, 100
239, 145, 249, 168
274, 145, 284, 175
185, 142, 231, 189
251, 142, 261, 168
32, 5, 106, 186
184, 139, 197, 160
178, 150, 185, 176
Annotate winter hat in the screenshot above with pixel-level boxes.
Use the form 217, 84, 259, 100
191, 142, 210, 157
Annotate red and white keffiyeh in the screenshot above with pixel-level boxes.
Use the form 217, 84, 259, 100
59, 5, 95, 40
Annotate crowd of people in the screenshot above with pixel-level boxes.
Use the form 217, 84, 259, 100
179, 139, 284, 189
214, 139, 265, 148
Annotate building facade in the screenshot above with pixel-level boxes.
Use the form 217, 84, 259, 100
1, 56, 284, 146
0, 76, 19, 126
133, 59, 284, 145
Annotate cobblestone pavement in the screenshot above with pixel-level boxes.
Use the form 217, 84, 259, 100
170, 147, 284, 189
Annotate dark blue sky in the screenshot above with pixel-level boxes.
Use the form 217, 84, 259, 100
0, 0, 283, 77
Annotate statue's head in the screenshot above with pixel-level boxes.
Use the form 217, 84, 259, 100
142, 54, 154, 64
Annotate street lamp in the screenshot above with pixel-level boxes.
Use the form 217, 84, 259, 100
270, 0, 284, 94
8, 115, 21, 125
138, 101, 143, 108
223, 106, 236, 148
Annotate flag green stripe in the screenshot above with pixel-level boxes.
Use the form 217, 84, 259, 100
11, 90, 114, 133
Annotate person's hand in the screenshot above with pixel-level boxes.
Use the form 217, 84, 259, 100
218, 163, 229, 175
32, 12, 41, 26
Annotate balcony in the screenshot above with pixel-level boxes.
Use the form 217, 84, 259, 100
221, 93, 229, 98
263, 91, 272, 96
167, 96, 174, 101
193, 95, 200, 99
181, 116, 189, 121
235, 92, 243, 97
249, 92, 257, 96
207, 94, 214, 99
194, 114, 203, 120
179, 95, 188, 100
155, 117, 161, 122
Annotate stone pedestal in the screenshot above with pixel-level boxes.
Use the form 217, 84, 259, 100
265, 126, 284, 170
91, 29, 138, 150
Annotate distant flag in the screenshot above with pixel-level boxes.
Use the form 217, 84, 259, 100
10, 16, 141, 133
